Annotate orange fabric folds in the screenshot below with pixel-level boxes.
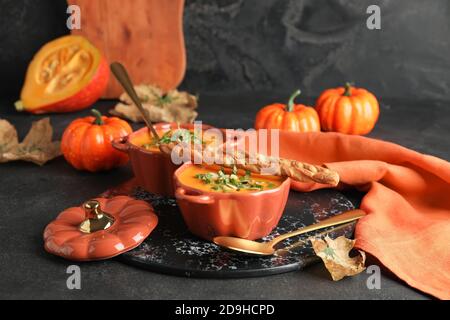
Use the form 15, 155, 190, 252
276, 131, 450, 299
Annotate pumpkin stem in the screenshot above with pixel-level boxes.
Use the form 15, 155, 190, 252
14, 100, 24, 112
343, 82, 353, 96
287, 89, 301, 112
91, 109, 104, 125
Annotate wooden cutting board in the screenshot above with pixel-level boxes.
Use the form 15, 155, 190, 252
68, 0, 186, 98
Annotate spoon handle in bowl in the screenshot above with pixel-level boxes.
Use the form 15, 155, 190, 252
270, 209, 366, 246
110, 62, 160, 140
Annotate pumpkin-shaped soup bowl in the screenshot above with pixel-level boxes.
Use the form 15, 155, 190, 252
112, 123, 219, 197
174, 163, 291, 241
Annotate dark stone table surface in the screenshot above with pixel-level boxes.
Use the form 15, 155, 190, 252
0, 93, 448, 300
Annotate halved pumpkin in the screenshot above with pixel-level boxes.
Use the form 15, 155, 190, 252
17, 35, 109, 114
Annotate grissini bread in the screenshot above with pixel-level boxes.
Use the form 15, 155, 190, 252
159, 142, 339, 186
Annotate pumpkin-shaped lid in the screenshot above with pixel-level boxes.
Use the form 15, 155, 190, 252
44, 196, 158, 261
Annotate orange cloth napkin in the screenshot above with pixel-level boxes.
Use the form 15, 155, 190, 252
275, 131, 450, 299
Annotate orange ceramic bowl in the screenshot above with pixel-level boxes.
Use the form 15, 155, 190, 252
112, 123, 217, 197
174, 163, 291, 241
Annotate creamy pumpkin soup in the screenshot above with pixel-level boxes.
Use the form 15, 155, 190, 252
139, 129, 217, 152
179, 165, 284, 193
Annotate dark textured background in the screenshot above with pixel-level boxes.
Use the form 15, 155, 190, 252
1, 0, 449, 100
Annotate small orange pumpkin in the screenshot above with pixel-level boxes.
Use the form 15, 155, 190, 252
44, 196, 158, 261
61, 109, 132, 172
315, 83, 380, 135
254, 90, 320, 132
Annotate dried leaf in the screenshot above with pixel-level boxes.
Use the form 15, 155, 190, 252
310, 235, 366, 281
0, 119, 19, 158
110, 84, 198, 123
0, 117, 61, 165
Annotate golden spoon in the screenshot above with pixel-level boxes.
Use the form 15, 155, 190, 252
110, 62, 160, 140
213, 209, 366, 256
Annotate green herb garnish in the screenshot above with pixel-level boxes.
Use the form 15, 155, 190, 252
194, 167, 277, 192
142, 129, 205, 150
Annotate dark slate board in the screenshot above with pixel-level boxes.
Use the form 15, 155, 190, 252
104, 183, 362, 278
